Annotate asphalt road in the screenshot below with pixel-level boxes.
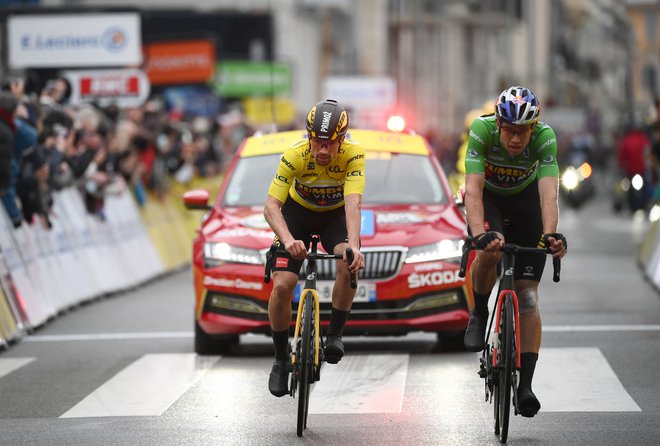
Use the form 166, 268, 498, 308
1, 194, 659, 446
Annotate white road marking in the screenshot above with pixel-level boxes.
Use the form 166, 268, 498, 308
0, 358, 35, 379
543, 325, 660, 332
59, 353, 219, 418
535, 347, 641, 412
24, 332, 193, 342
309, 354, 408, 414
21, 324, 660, 343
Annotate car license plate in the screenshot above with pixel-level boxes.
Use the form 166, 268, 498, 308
294, 281, 375, 303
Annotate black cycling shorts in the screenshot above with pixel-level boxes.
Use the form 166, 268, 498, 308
470, 180, 546, 282
272, 197, 349, 275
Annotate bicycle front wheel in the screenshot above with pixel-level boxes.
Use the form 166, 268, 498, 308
497, 294, 515, 443
296, 293, 314, 437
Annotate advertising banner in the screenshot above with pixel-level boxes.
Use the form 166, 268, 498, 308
214, 61, 291, 96
323, 76, 397, 130
163, 85, 220, 117
63, 68, 150, 108
324, 76, 396, 108
144, 40, 216, 85
8, 13, 142, 69
242, 96, 295, 126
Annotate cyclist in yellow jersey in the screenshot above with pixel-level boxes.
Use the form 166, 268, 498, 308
264, 99, 365, 397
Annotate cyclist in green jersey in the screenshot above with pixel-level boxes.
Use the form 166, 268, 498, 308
463, 86, 567, 417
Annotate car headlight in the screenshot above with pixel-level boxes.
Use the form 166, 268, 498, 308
204, 242, 265, 266
405, 239, 464, 264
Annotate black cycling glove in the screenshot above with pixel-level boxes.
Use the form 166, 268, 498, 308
543, 233, 567, 251
473, 231, 501, 249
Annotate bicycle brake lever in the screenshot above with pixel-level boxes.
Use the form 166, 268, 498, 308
345, 248, 357, 289
458, 237, 472, 278
552, 257, 561, 283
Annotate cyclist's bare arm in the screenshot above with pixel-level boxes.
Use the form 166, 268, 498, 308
344, 193, 364, 273
465, 173, 487, 235
464, 173, 502, 252
538, 176, 567, 258
264, 195, 306, 259
538, 176, 559, 234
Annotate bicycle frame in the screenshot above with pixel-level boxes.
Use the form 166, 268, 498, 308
265, 239, 357, 370
292, 236, 323, 369
264, 234, 356, 437
459, 236, 561, 442
490, 255, 522, 370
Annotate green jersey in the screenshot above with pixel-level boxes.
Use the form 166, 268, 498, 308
464, 115, 559, 195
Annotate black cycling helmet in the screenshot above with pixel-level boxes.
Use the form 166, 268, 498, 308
306, 99, 349, 141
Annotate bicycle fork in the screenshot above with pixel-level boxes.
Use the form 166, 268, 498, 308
481, 287, 523, 403
291, 289, 322, 368
491, 290, 522, 370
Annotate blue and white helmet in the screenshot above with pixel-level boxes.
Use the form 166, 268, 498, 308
495, 86, 541, 126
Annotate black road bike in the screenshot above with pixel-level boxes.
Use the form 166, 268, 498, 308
459, 236, 560, 443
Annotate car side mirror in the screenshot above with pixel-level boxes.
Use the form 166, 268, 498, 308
183, 189, 212, 210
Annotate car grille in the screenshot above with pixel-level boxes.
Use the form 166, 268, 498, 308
300, 249, 405, 281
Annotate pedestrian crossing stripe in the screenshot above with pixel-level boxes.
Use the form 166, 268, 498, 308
309, 354, 408, 414
0, 348, 641, 418
536, 347, 641, 412
59, 354, 219, 418
0, 357, 35, 379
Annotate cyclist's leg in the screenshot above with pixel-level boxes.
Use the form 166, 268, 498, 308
267, 198, 309, 397
512, 278, 542, 417
320, 208, 354, 363
269, 271, 299, 332
509, 182, 545, 416
464, 189, 504, 351
268, 270, 299, 397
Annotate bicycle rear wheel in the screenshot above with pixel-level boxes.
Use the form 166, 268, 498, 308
497, 294, 515, 443
296, 293, 314, 437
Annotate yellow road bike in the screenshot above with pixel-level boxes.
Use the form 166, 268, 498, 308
265, 234, 356, 437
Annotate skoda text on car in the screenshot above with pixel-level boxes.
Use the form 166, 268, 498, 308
183, 129, 472, 354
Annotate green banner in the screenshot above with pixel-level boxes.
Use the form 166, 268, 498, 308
214, 61, 291, 96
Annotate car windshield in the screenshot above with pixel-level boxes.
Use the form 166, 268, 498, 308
222, 152, 447, 207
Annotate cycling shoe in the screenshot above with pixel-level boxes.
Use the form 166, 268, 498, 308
268, 359, 291, 397
464, 309, 488, 352
517, 387, 541, 417
324, 335, 344, 364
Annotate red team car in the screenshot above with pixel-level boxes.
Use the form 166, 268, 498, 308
183, 129, 472, 354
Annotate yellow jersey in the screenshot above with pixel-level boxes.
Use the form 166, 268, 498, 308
267, 138, 365, 211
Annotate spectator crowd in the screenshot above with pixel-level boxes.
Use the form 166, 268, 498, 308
0, 75, 255, 230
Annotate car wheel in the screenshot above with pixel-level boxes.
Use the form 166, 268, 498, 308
195, 320, 239, 355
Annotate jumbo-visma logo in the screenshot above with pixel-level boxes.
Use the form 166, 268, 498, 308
101, 28, 127, 52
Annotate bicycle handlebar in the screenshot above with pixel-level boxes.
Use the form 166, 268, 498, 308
264, 246, 358, 289
458, 236, 561, 283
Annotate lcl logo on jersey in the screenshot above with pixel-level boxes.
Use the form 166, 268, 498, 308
327, 165, 344, 174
